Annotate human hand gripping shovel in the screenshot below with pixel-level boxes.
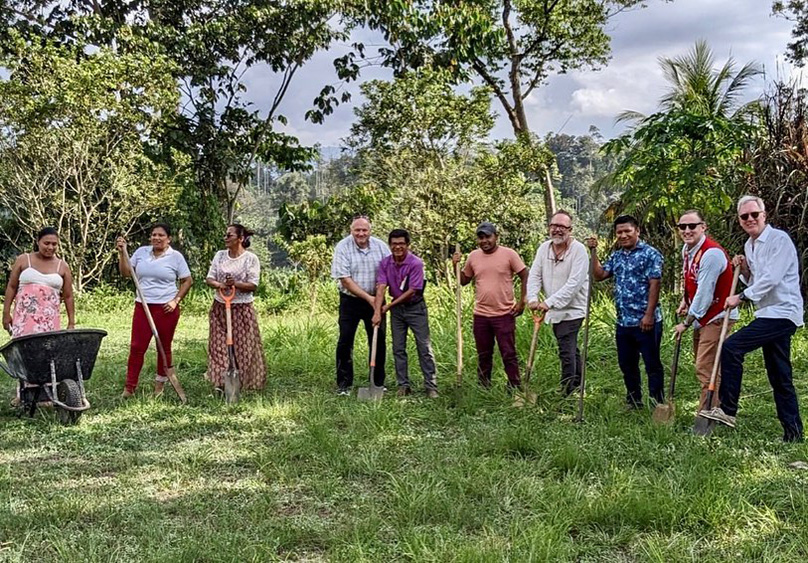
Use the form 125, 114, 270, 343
218, 285, 241, 404
693, 266, 740, 436
120, 244, 187, 403
652, 334, 682, 424
513, 311, 544, 408
358, 325, 384, 401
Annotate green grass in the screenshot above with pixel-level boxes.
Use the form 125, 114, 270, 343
1, 288, 807, 562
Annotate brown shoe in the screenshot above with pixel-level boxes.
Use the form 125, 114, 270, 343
153, 381, 165, 397
426, 389, 439, 399
121, 388, 135, 399
397, 386, 411, 397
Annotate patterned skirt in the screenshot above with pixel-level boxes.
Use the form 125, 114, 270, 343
206, 300, 266, 390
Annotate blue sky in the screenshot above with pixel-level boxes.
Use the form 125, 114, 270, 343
243, 0, 797, 148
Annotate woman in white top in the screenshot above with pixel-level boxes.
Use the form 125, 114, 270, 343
3, 227, 75, 338
116, 223, 193, 397
205, 224, 266, 391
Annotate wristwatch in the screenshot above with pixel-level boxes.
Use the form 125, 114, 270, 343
739, 291, 751, 302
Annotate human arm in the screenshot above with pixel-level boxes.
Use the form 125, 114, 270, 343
61, 263, 76, 329
512, 267, 528, 316
526, 247, 544, 310
339, 277, 375, 305
452, 251, 472, 285
116, 237, 132, 278
641, 278, 661, 332
372, 284, 387, 326
585, 237, 610, 281
2, 256, 23, 334
164, 276, 193, 313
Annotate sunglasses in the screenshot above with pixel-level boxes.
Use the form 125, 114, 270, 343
677, 222, 703, 231
549, 223, 571, 231
739, 211, 763, 221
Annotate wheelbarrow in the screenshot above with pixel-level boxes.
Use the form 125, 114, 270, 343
0, 329, 107, 424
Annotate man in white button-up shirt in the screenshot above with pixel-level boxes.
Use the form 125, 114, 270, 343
527, 210, 590, 396
699, 195, 804, 441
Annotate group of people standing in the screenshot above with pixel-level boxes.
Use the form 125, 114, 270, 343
2, 194, 803, 441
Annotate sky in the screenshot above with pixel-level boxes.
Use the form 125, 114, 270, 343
243, 0, 797, 150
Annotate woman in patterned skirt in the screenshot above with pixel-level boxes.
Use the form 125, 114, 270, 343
2, 227, 76, 338
205, 224, 266, 392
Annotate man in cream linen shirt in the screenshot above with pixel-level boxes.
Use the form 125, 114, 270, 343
527, 210, 590, 396
699, 196, 805, 442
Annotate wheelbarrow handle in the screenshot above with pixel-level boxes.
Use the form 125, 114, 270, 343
0, 357, 23, 380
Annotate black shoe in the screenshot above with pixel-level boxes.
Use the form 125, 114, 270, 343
336, 387, 350, 396
784, 431, 804, 443
625, 400, 643, 411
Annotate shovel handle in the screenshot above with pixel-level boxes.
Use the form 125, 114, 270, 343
218, 287, 235, 346
370, 324, 379, 368
706, 266, 741, 393
455, 242, 463, 384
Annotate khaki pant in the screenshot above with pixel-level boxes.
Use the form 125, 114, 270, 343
692, 319, 735, 412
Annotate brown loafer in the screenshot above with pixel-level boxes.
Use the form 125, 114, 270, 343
153, 381, 165, 397
426, 389, 439, 399
397, 387, 411, 397
121, 389, 135, 399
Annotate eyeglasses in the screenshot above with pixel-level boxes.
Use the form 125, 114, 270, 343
676, 222, 703, 231
739, 211, 763, 221
549, 223, 571, 231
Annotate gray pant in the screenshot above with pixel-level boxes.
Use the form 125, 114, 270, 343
390, 301, 437, 390
552, 318, 584, 394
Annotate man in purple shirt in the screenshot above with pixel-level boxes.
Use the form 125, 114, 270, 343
373, 229, 438, 398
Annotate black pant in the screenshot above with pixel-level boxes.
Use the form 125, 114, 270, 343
616, 321, 664, 405
719, 317, 802, 440
336, 294, 386, 389
553, 318, 583, 395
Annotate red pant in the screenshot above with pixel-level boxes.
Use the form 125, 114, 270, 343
125, 303, 180, 392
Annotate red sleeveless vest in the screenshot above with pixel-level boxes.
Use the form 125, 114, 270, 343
683, 237, 734, 325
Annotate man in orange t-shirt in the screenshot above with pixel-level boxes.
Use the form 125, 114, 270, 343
452, 222, 528, 388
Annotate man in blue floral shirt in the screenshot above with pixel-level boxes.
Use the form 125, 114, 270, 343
587, 215, 664, 409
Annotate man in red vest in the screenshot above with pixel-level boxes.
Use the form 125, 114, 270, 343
673, 210, 737, 413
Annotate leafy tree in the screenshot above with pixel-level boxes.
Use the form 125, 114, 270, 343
0, 36, 186, 291
773, 1, 808, 65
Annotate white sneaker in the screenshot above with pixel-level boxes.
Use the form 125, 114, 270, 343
698, 407, 736, 428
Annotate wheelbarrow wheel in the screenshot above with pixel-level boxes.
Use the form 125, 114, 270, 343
56, 379, 82, 425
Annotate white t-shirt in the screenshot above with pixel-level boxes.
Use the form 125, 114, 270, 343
130, 246, 191, 304
206, 250, 261, 304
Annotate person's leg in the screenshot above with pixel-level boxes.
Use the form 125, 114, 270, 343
125, 305, 152, 392
408, 302, 438, 391
361, 300, 386, 387
553, 318, 583, 395
390, 306, 410, 389
638, 320, 665, 404
206, 301, 228, 389
473, 315, 495, 387
717, 319, 772, 416
616, 325, 642, 406
153, 304, 180, 383
336, 295, 361, 390
493, 314, 521, 389
760, 323, 802, 440
693, 321, 727, 412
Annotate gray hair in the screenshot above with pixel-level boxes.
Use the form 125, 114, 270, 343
737, 195, 765, 213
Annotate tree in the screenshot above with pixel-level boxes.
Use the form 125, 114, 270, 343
773, 1, 808, 65
0, 36, 186, 291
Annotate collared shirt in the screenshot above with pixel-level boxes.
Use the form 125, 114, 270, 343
741, 224, 804, 327
603, 240, 663, 327
129, 245, 191, 304
526, 239, 589, 324
682, 236, 738, 329
377, 252, 425, 303
331, 235, 391, 296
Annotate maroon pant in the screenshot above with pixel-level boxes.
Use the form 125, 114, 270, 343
125, 303, 180, 392
472, 313, 521, 388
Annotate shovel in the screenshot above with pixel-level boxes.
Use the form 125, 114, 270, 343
121, 245, 187, 403
694, 266, 741, 436
455, 242, 463, 387
514, 312, 544, 408
652, 334, 682, 424
218, 286, 241, 404
575, 246, 596, 423
358, 325, 384, 401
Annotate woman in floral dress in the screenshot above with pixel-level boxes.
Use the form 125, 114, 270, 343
2, 227, 75, 338
205, 224, 266, 392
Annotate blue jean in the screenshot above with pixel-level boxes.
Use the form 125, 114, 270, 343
616, 321, 664, 405
719, 317, 802, 440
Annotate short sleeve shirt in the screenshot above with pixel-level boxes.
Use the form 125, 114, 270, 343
206, 250, 261, 304
331, 235, 391, 295
376, 252, 425, 303
462, 246, 526, 317
603, 241, 663, 327
130, 246, 191, 304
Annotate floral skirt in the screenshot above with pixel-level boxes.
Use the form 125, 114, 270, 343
12, 284, 61, 338
206, 300, 266, 390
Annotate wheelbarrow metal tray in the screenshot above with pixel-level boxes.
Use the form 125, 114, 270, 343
0, 329, 107, 385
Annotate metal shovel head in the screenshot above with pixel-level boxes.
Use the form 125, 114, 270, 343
224, 368, 240, 404
692, 415, 715, 436
652, 401, 675, 424
512, 391, 538, 408
357, 385, 384, 401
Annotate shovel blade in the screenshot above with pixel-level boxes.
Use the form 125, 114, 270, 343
357, 386, 384, 401
512, 392, 538, 408
224, 369, 240, 404
693, 415, 715, 436
652, 402, 675, 424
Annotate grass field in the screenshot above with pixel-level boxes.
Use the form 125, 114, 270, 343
1, 286, 807, 562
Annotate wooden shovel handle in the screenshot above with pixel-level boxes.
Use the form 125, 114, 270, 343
218, 287, 235, 346
455, 242, 463, 384
706, 266, 741, 392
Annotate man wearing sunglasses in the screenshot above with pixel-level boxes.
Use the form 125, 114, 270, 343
699, 196, 804, 442
672, 210, 737, 415
526, 210, 590, 396
586, 215, 665, 410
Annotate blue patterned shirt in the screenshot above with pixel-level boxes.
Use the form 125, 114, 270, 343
603, 241, 663, 327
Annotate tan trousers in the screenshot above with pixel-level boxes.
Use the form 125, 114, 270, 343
692, 319, 735, 412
